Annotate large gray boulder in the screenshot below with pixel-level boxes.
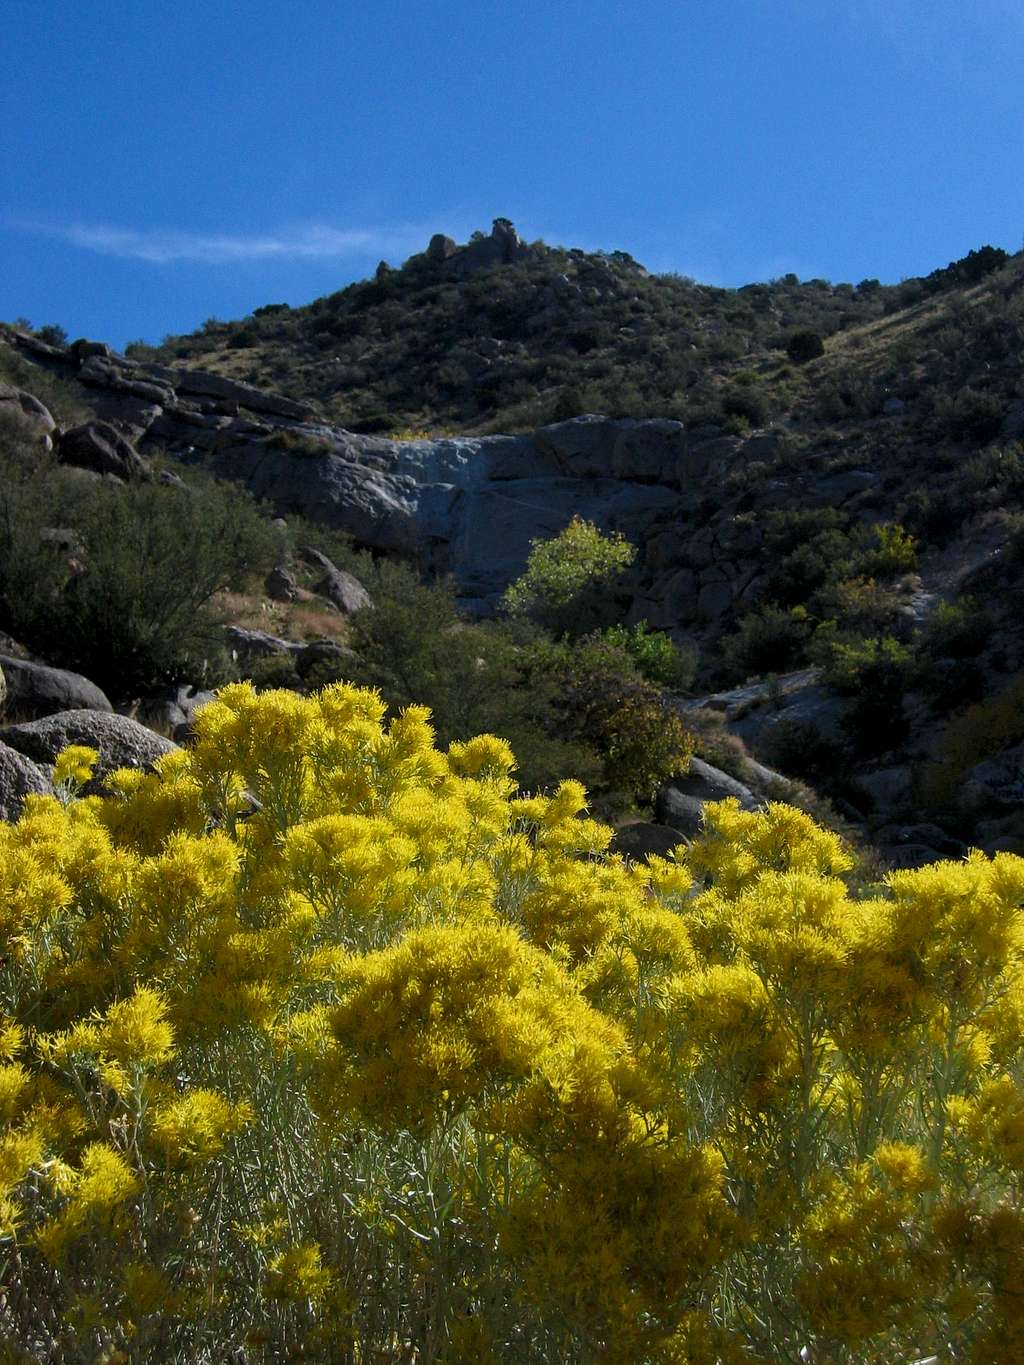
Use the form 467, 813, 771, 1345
223, 626, 303, 661
58, 421, 150, 481
611, 821, 689, 861
970, 744, 1024, 806
315, 565, 373, 614
0, 711, 177, 786
298, 545, 373, 614
265, 566, 298, 602
0, 383, 56, 442
135, 685, 218, 742
295, 639, 359, 681
0, 655, 112, 719
656, 757, 762, 839
0, 740, 52, 820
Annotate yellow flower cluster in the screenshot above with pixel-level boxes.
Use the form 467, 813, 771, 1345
0, 680, 1022, 1360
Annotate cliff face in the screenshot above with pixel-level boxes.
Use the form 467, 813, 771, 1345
1, 328, 882, 631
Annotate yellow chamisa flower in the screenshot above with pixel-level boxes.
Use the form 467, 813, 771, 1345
447, 732, 517, 782
0, 1019, 24, 1064
95, 987, 175, 1067
52, 745, 99, 789
688, 798, 853, 895
949, 1075, 1024, 1172
873, 1140, 936, 1195
0, 1064, 31, 1126
148, 1089, 252, 1166
0, 1129, 43, 1201
265, 1241, 334, 1303
121, 1260, 183, 1317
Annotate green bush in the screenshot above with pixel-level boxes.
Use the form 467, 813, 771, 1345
601, 620, 696, 690
0, 457, 276, 699
502, 517, 636, 638
812, 630, 912, 756
917, 598, 993, 660
556, 640, 693, 801
785, 329, 825, 364
721, 605, 813, 681
851, 523, 917, 579
758, 717, 849, 786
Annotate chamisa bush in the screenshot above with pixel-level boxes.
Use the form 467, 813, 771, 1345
2, 682, 1024, 1360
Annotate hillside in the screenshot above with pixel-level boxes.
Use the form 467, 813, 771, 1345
137, 220, 1021, 437
4, 225, 1024, 876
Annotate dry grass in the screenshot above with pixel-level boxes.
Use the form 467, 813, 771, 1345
212, 589, 350, 645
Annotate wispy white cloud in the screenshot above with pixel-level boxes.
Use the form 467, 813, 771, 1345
16, 220, 441, 265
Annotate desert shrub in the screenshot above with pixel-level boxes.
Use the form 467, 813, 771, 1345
923, 673, 1024, 804
721, 381, 769, 428
1, 688, 1023, 1360
344, 566, 600, 793
0, 347, 91, 425
261, 429, 333, 457
812, 631, 911, 755
851, 522, 918, 579
785, 329, 825, 363
553, 638, 693, 801
915, 656, 987, 713
0, 462, 276, 698
936, 388, 1006, 444
502, 516, 636, 638
811, 575, 905, 635
682, 706, 754, 781
721, 604, 813, 681
758, 717, 849, 786
900, 487, 962, 545
601, 619, 696, 690
959, 444, 1024, 506
917, 597, 993, 660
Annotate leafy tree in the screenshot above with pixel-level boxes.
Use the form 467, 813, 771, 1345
502, 517, 636, 637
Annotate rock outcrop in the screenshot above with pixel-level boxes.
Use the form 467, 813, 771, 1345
0, 654, 113, 720
0, 383, 56, 446
5, 328, 779, 624
0, 710, 177, 788
0, 740, 53, 820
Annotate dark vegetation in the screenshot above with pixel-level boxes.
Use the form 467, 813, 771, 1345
138, 230, 1020, 437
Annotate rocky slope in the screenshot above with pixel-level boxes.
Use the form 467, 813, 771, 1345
5, 229, 1024, 867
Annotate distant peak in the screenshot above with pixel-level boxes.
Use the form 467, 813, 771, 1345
410, 219, 542, 277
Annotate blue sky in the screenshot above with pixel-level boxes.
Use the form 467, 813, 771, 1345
3, 0, 1023, 348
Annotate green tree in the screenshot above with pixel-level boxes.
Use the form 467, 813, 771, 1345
502, 517, 636, 637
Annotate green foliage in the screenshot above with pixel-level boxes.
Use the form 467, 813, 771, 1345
934, 387, 1007, 444
785, 329, 825, 364
601, 620, 696, 689
261, 428, 334, 457
142, 231, 900, 433
721, 605, 813, 681
342, 565, 601, 794
922, 674, 1024, 806
0, 450, 276, 698
811, 630, 912, 755
554, 636, 693, 800
917, 597, 993, 661
852, 523, 918, 579
502, 517, 636, 637
758, 717, 849, 787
